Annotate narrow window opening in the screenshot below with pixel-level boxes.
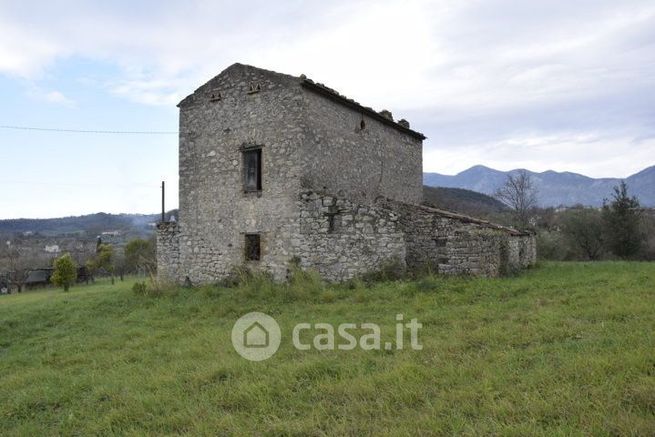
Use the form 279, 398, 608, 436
360, 119, 366, 130
327, 214, 336, 233
243, 148, 262, 192
245, 234, 261, 261
326, 206, 339, 233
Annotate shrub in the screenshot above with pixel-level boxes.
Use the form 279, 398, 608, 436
561, 208, 605, 260
360, 258, 406, 284
414, 275, 441, 293
132, 281, 148, 295
320, 290, 337, 303
51, 253, 77, 292
236, 271, 276, 300
131, 276, 175, 297
288, 266, 324, 295
124, 238, 155, 274
219, 265, 253, 288
536, 230, 570, 261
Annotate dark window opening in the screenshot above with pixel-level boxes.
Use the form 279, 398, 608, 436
327, 214, 336, 233
245, 234, 261, 261
326, 206, 339, 233
243, 148, 262, 192
360, 119, 366, 130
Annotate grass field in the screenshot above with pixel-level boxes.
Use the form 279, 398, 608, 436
0, 262, 654, 435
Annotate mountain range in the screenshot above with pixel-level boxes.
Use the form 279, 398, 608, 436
423, 165, 655, 207
0, 211, 176, 238
1, 165, 652, 237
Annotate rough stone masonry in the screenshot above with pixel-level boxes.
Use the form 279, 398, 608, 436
157, 63, 536, 284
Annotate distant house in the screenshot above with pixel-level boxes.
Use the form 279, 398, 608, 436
0, 273, 10, 294
98, 231, 122, 245
44, 244, 61, 254
24, 268, 53, 290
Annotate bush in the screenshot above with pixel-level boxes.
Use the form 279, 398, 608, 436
288, 266, 324, 295
51, 253, 77, 292
131, 277, 174, 297
132, 281, 148, 295
124, 238, 155, 274
218, 265, 254, 288
561, 208, 605, 260
360, 258, 406, 284
536, 230, 570, 261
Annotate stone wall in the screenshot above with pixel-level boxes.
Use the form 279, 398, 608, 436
378, 199, 537, 277
293, 191, 406, 281
173, 64, 306, 283
157, 187, 537, 283
508, 234, 538, 270
156, 222, 180, 282
289, 191, 536, 281
300, 85, 423, 206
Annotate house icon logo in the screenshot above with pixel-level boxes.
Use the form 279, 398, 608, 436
231, 312, 281, 361
243, 321, 269, 348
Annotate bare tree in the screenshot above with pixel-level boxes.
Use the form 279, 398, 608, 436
0, 242, 29, 292
494, 170, 538, 229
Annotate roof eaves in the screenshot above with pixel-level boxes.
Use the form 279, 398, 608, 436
416, 203, 530, 235
300, 79, 426, 141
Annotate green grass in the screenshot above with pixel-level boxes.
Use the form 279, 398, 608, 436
1, 262, 654, 435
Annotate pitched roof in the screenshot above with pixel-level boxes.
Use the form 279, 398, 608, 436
178, 63, 426, 140
413, 203, 530, 236
25, 269, 52, 284
300, 78, 426, 140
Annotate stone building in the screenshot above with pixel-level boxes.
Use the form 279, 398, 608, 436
157, 63, 536, 283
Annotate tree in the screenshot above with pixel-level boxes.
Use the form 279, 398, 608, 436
0, 242, 29, 292
494, 170, 538, 229
561, 208, 605, 260
88, 244, 116, 284
124, 238, 155, 274
51, 253, 77, 291
602, 181, 643, 259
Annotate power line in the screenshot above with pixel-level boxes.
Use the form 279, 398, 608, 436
0, 125, 178, 135
0, 180, 162, 188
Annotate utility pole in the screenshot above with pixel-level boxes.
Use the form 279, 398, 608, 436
161, 181, 165, 223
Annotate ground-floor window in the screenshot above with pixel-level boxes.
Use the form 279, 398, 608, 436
245, 234, 261, 261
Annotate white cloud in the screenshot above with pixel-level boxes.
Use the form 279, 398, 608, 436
24, 85, 76, 107
43, 90, 75, 107
109, 78, 182, 106
0, 20, 63, 77
0, 0, 654, 177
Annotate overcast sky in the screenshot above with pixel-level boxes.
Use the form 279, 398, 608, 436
1, 0, 654, 218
